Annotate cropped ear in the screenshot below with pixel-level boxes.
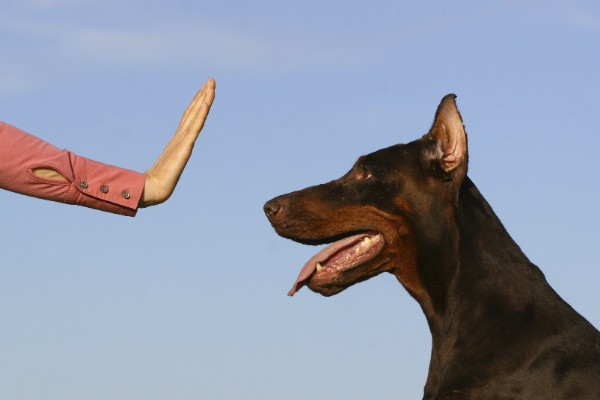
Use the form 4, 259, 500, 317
422, 94, 468, 177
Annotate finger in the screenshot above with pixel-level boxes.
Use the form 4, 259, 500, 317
177, 81, 215, 139
163, 79, 214, 154
182, 81, 215, 135
180, 78, 215, 129
150, 79, 215, 171
183, 78, 215, 130
180, 80, 209, 124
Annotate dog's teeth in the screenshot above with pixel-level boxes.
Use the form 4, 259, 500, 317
364, 237, 372, 245
316, 263, 323, 272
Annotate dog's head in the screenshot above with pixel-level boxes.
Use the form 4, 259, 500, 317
264, 95, 468, 300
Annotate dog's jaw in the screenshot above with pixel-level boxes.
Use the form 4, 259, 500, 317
288, 232, 385, 296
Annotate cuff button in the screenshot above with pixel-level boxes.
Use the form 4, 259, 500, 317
122, 190, 131, 199
100, 184, 109, 194
80, 180, 88, 189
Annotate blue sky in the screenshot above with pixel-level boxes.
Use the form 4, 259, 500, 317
1, 1, 600, 399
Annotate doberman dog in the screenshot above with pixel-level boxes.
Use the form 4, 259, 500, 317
264, 95, 600, 399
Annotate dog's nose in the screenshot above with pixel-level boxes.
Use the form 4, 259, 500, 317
263, 198, 281, 219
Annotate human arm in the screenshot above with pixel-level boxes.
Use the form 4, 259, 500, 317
0, 78, 216, 216
0, 122, 146, 216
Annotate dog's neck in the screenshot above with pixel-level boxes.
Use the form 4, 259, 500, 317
415, 176, 542, 320
418, 177, 574, 397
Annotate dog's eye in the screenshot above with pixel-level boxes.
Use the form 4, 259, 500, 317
355, 166, 372, 181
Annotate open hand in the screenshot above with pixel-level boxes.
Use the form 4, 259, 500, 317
139, 78, 216, 207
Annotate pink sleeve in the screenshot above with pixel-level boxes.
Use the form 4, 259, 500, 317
0, 121, 146, 216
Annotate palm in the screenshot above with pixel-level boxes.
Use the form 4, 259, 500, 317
140, 78, 216, 207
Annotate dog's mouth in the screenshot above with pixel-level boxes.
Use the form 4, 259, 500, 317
288, 232, 385, 296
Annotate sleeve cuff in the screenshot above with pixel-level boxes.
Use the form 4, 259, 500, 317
66, 151, 146, 216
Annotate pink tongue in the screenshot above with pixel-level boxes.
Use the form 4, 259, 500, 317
287, 233, 369, 296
